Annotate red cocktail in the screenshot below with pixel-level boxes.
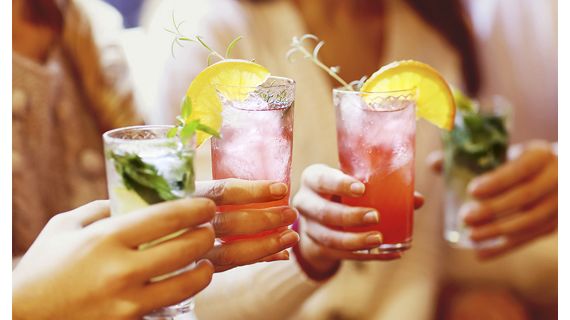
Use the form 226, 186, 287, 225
212, 76, 295, 241
334, 89, 416, 253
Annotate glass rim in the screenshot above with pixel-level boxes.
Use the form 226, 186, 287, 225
333, 87, 416, 95
103, 125, 177, 144
213, 75, 295, 89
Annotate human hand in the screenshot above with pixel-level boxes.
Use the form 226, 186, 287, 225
292, 164, 424, 274
195, 179, 299, 272
461, 140, 558, 259
13, 199, 215, 320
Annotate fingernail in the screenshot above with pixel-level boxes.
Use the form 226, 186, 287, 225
365, 232, 382, 245
278, 250, 290, 260
362, 210, 379, 224
467, 179, 481, 194
460, 202, 481, 222
279, 229, 300, 246
266, 250, 289, 262
270, 183, 288, 197
281, 208, 298, 224
350, 182, 365, 195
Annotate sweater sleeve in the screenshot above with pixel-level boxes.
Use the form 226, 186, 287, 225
195, 259, 322, 320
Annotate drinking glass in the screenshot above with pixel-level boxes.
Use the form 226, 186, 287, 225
211, 76, 295, 241
333, 88, 416, 254
443, 97, 511, 248
103, 125, 196, 319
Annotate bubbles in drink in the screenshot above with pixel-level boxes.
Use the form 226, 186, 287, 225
335, 92, 415, 181
212, 98, 294, 183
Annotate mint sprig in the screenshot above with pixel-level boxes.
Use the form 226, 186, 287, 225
444, 89, 508, 174
167, 95, 220, 144
111, 153, 180, 204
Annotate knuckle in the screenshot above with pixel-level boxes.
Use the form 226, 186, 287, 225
315, 202, 329, 223
319, 233, 334, 246
302, 164, 323, 184
202, 223, 216, 243
100, 264, 136, 293
214, 248, 237, 266
292, 189, 309, 209
265, 235, 283, 252
165, 213, 188, 232
212, 213, 232, 235
208, 181, 227, 202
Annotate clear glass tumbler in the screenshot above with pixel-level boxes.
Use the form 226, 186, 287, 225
334, 88, 416, 254
103, 125, 196, 319
443, 98, 511, 248
211, 76, 295, 242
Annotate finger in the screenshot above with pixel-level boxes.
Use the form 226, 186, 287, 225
476, 220, 557, 260
426, 150, 444, 174
58, 200, 110, 228
314, 242, 402, 261
414, 192, 425, 209
302, 164, 365, 197
195, 179, 289, 205
470, 193, 557, 242
213, 206, 298, 237
294, 188, 379, 227
305, 219, 383, 251
463, 161, 557, 225
258, 250, 290, 263
139, 260, 214, 313
206, 229, 299, 272
110, 198, 216, 247
468, 145, 553, 198
135, 225, 215, 279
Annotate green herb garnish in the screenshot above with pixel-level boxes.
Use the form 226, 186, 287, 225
111, 152, 180, 204
166, 95, 220, 145
443, 89, 508, 174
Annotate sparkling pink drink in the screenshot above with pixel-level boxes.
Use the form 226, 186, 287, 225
211, 77, 295, 241
334, 89, 416, 253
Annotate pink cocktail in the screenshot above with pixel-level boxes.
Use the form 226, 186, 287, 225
334, 88, 416, 253
212, 76, 295, 241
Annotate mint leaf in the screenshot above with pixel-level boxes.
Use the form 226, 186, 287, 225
180, 120, 199, 143
181, 96, 192, 120
111, 153, 179, 204
196, 123, 220, 138
444, 91, 508, 174
167, 126, 179, 138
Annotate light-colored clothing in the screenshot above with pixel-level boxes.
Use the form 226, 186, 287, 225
12, 0, 141, 256
144, 0, 557, 319
148, 1, 457, 319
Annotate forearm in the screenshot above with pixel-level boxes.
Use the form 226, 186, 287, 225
195, 259, 321, 320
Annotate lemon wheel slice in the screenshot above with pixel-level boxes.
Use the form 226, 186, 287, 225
186, 59, 270, 145
361, 60, 456, 130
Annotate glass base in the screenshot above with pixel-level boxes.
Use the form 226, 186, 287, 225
445, 230, 505, 249
143, 298, 195, 320
353, 240, 412, 255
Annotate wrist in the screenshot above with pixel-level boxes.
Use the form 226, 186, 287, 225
292, 220, 340, 281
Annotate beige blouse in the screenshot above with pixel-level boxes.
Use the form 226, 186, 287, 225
145, 0, 556, 318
